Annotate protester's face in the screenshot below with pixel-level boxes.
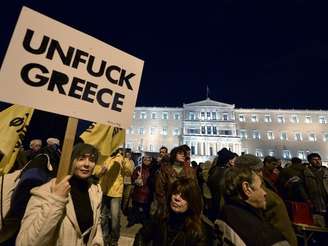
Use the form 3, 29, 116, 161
310, 157, 322, 168
159, 148, 168, 158
73, 154, 96, 179
125, 152, 132, 159
228, 157, 236, 167
143, 156, 152, 166
246, 174, 267, 209
176, 151, 185, 163
170, 193, 188, 213
31, 142, 42, 152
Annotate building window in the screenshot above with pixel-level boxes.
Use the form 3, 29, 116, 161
308, 133, 316, 142
189, 112, 195, 120
174, 113, 180, 120
239, 114, 245, 122
290, 115, 299, 123
161, 128, 168, 135
149, 127, 155, 135
207, 112, 211, 120
162, 112, 168, 120
201, 126, 206, 134
267, 131, 274, 140
294, 132, 303, 141
219, 130, 233, 136
319, 116, 327, 124
264, 115, 272, 123
280, 131, 288, 141
277, 115, 285, 123
213, 126, 217, 135
139, 128, 145, 135
173, 128, 180, 136
268, 150, 275, 157
149, 145, 154, 152
187, 128, 200, 134
151, 112, 156, 119
298, 151, 306, 160
191, 145, 196, 155
305, 116, 312, 123
252, 130, 261, 140
240, 129, 247, 139
207, 126, 212, 135
324, 133, 328, 142
251, 115, 258, 122
212, 112, 217, 120
255, 149, 263, 157
140, 112, 147, 119
282, 150, 291, 159
201, 112, 205, 120
223, 113, 228, 121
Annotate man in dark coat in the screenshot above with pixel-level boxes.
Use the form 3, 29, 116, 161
221, 168, 289, 246
207, 148, 236, 220
234, 154, 297, 246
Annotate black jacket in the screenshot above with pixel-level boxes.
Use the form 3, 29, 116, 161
221, 200, 288, 246
133, 213, 209, 246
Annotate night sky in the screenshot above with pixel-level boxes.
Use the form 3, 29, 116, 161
1, 1, 328, 145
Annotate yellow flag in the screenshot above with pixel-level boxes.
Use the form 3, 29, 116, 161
80, 123, 125, 157
0, 105, 34, 174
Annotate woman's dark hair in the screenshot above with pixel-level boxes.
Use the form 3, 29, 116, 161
71, 143, 99, 164
169, 146, 187, 164
168, 177, 203, 233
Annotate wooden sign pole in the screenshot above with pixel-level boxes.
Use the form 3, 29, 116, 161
56, 117, 78, 183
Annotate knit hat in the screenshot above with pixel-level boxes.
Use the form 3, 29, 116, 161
234, 154, 263, 170
71, 143, 99, 164
47, 137, 60, 146
217, 148, 236, 165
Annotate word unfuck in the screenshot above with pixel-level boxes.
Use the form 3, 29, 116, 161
20, 28, 137, 112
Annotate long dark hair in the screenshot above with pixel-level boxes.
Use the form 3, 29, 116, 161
168, 177, 203, 233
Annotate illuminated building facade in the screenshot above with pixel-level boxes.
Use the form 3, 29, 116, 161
126, 98, 328, 163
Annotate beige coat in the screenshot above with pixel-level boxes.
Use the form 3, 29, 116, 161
95, 154, 134, 197
16, 179, 103, 246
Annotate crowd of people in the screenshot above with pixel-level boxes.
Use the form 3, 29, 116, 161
1, 137, 328, 246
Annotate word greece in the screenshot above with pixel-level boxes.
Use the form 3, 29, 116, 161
20, 28, 137, 112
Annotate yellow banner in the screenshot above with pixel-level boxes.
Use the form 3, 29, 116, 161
0, 104, 34, 174
80, 123, 125, 157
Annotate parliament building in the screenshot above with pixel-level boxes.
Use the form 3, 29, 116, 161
125, 98, 328, 164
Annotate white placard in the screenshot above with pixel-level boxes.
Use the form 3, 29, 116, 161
0, 6, 144, 129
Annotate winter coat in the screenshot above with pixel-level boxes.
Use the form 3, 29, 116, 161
207, 166, 228, 220
95, 154, 134, 198
221, 200, 289, 246
277, 164, 309, 202
304, 166, 328, 213
132, 164, 152, 204
133, 214, 208, 246
263, 184, 297, 246
16, 179, 103, 246
155, 161, 196, 212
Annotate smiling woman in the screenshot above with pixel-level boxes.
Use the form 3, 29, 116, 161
16, 143, 104, 246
